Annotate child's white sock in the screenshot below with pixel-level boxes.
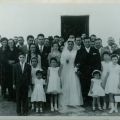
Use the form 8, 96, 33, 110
36, 108, 39, 113
40, 107, 43, 112
114, 103, 118, 113
103, 103, 106, 110
109, 103, 115, 113
31, 104, 34, 110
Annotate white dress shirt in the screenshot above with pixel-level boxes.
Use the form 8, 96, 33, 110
20, 62, 25, 73
85, 47, 90, 53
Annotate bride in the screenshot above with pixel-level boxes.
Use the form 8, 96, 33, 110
59, 38, 84, 113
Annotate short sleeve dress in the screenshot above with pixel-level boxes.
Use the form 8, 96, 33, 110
47, 67, 61, 94
88, 78, 105, 97
31, 78, 46, 102
105, 63, 120, 94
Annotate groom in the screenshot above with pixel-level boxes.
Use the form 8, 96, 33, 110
75, 37, 101, 106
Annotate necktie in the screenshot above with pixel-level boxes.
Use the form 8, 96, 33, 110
40, 45, 42, 53
21, 63, 24, 73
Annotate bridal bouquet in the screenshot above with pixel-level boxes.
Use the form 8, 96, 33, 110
66, 55, 71, 64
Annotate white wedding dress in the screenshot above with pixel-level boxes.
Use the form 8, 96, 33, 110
59, 48, 84, 114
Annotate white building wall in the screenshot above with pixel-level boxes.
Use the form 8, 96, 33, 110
0, 2, 120, 45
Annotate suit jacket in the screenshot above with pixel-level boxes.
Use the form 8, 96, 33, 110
37, 45, 51, 70
75, 46, 101, 76
13, 62, 31, 90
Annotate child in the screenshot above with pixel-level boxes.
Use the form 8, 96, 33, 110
29, 57, 42, 111
88, 70, 105, 111
47, 57, 61, 111
101, 52, 111, 109
31, 70, 46, 113
104, 54, 120, 113
13, 52, 31, 116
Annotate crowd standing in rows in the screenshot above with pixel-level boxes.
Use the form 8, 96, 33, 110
0, 34, 120, 115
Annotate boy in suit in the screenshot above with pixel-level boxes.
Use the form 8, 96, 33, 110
13, 52, 31, 116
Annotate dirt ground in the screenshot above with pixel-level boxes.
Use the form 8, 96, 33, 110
0, 96, 120, 116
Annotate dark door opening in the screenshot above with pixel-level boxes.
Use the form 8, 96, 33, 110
61, 15, 89, 40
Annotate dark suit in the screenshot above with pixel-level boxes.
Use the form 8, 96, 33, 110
13, 62, 31, 115
37, 45, 51, 75
75, 46, 101, 102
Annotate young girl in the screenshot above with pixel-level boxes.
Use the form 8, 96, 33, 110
30, 57, 42, 111
47, 57, 61, 111
101, 52, 111, 109
31, 70, 46, 113
88, 70, 105, 111
104, 54, 120, 113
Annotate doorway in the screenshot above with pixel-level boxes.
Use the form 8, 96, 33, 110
61, 15, 89, 40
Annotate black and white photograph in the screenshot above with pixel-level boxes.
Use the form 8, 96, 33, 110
0, 0, 120, 118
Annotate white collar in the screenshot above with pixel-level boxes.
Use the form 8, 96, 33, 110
85, 47, 90, 52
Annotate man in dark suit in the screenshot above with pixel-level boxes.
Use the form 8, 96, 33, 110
37, 34, 51, 76
13, 52, 31, 116
75, 37, 101, 105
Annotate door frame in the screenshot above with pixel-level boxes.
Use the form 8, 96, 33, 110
61, 15, 89, 39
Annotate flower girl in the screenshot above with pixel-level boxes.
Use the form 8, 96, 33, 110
88, 70, 105, 111
31, 70, 46, 113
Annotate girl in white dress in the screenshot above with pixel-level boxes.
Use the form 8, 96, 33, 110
88, 70, 105, 111
101, 52, 111, 109
59, 39, 84, 113
30, 57, 42, 111
47, 57, 61, 111
104, 54, 120, 113
31, 70, 46, 113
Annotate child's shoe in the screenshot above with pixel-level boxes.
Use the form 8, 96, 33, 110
98, 106, 102, 111
54, 104, 58, 111
51, 106, 54, 112
109, 108, 114, 113
114, 108, 118, 113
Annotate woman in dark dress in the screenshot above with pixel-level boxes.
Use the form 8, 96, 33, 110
0, 37, 9, 99
7, 39, 20, 101
26, 43, 41, 69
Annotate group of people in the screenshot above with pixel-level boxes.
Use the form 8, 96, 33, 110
0, 33, 120, 116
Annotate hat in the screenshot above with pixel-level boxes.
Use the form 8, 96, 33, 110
92, 70, 101, 77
